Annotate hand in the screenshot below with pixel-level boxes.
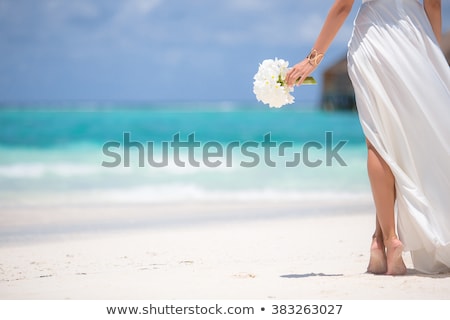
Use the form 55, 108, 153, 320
285, 58, 317, 87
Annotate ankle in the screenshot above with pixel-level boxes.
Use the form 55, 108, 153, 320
385, 238, 404, 252
383, 234, 399, 244
371, 235, 385, 247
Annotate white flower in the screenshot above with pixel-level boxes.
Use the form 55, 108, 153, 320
253, 58, 294, 108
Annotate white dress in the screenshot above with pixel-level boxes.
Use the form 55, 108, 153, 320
348, 0, 450, 273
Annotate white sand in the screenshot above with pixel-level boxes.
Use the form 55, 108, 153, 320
1, 200, 449, 300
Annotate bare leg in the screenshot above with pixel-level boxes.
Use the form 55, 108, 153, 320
367, 218, 387, 274
366, 140, 406, 275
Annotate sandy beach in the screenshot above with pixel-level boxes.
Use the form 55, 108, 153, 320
1, 198, 449, 300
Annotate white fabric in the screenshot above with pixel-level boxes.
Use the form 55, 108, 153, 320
348, 0, 450, 273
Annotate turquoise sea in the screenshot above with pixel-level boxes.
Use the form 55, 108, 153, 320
0, 102, 370, 205
0, 101, 371, 239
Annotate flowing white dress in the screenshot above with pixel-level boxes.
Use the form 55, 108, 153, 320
347, 0, 450, 274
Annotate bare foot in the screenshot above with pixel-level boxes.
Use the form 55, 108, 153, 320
385, 239, 407, 276
367, 237, 387, 274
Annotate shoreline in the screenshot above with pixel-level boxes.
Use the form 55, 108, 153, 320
0, 196, 373, 244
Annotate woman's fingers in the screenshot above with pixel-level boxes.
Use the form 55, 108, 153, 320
286, 67, 301, 86
295, 73, 307, 86
286, 59, 315, 86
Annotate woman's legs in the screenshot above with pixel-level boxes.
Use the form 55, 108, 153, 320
366, 140, 406, 275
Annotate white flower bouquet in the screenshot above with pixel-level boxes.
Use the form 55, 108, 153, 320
253, 58, 316, 108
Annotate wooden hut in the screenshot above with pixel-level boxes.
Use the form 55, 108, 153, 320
442, 31, 450, 62
321, 55, 356, 111
321, 31, 450, 111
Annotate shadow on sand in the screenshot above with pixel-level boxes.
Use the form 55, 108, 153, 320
280, 273, 344, 279
404, 268, 450, 278
281, 270, 450, 278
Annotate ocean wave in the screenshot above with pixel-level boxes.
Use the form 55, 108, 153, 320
0, 161, 237, 179
0, 163, 105, 178
58, 184, 372, 205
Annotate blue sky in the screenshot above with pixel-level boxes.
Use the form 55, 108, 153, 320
0, 0, 449, 106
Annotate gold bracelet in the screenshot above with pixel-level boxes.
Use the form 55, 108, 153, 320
306, 49, 324, 67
